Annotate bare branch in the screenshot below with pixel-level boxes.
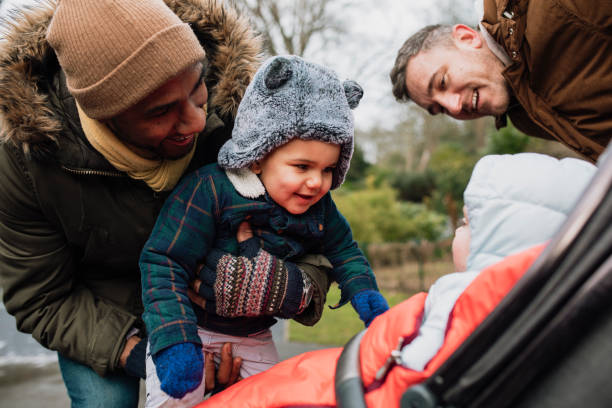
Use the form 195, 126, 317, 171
234, 0, 346, 57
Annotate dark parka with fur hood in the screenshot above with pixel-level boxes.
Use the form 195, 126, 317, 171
0, 0, 329, 376
483, 0, 612, 162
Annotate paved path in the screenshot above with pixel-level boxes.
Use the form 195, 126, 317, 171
0, 340, 329, 408
1, 306, 331, 407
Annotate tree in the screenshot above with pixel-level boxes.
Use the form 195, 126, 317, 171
486, 120, 530, 154
427, 144, 478, 230
344, 144, 371, 187
233, 0, 346, 57
332, 186, 446, 245
391, 170, 436, 203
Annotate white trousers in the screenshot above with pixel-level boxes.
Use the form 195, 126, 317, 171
145, 327, 279, 408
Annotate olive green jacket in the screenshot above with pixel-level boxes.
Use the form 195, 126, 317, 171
0, 0, 328, 376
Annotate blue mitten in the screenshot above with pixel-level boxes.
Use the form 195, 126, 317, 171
152, 342, 203, 399
350, 290, 390, 327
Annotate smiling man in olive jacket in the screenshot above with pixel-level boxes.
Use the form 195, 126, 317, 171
0, 0, 331, 406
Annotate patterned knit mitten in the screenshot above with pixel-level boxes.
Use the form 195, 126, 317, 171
201, 238, 308, 318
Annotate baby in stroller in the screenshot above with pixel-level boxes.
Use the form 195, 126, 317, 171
400, 152, 596, 370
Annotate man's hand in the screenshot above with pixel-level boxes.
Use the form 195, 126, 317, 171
188, 281, 207, 309
236, 221, 253, 243
120, 335, 148, 378
204, 343, 242, 393
120, 335, 142, 368
187, 221, 254, 309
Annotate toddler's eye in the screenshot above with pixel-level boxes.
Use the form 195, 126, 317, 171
323, 167, 335, 173
294, 164, 308, 170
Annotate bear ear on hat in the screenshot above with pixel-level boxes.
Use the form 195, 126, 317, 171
343, 80, 363, 109
264, 56, 293, 89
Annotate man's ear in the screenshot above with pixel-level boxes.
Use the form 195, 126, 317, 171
452, 24, 482, 50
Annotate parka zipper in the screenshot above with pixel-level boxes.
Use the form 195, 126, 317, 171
61, 165, 164, 199
375, 336, 405, 381
61, 165, 125, 177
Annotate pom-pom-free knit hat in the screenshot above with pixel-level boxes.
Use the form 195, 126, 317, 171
46, 0, 205, 120
218, 55, 363, 189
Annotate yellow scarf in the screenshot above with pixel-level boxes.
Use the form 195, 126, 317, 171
76, 103, 196, 192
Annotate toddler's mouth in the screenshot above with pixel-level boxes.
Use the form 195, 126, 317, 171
295, 193, 315, 200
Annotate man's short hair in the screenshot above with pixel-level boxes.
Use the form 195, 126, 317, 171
390, 24, 454, 102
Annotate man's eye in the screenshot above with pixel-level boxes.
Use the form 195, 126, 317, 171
324, 167, 335, 173
294, 164, 308, 170
149, 107, 170, 118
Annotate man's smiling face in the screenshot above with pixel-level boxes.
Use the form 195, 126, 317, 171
404, 25, 510, 120
107, 62, 207, 160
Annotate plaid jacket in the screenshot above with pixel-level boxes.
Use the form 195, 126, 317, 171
140, 163, 379, 355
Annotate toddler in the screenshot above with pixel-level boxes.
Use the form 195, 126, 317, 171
139, 55, 389, 406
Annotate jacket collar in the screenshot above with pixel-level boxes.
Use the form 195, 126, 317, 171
225, 167, 266, 199
479, 22, 512, 67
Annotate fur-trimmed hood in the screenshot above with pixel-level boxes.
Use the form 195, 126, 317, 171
0, 0, 261, 158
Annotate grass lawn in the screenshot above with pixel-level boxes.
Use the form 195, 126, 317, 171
289, 285, 413, 346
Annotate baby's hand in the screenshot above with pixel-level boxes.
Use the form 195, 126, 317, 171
350, 290, 390, 327
237, 221, 254, 243
153, 342, 203, 398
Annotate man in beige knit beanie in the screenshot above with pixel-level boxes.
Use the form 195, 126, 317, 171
1, 0, 335, 405
46, 0, 207, 166
0, 0, 329, 406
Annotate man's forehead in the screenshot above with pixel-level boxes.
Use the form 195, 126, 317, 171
404, 52, 437, 104
139, 63, 204, 110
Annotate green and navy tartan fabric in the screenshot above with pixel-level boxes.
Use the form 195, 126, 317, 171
140, 163, 379, 356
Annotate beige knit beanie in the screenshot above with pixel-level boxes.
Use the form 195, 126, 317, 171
46, 0, 206, 120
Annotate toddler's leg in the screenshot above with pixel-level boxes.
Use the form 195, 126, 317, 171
144, 342, 207, 408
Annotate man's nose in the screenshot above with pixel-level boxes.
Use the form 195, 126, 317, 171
176, 103, 206, 135
439, 93, 462, 116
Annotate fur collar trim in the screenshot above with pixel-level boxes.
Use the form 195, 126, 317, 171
225, 167, 266, 199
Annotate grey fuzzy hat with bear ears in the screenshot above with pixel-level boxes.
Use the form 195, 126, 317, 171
218, 55, 363, 189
